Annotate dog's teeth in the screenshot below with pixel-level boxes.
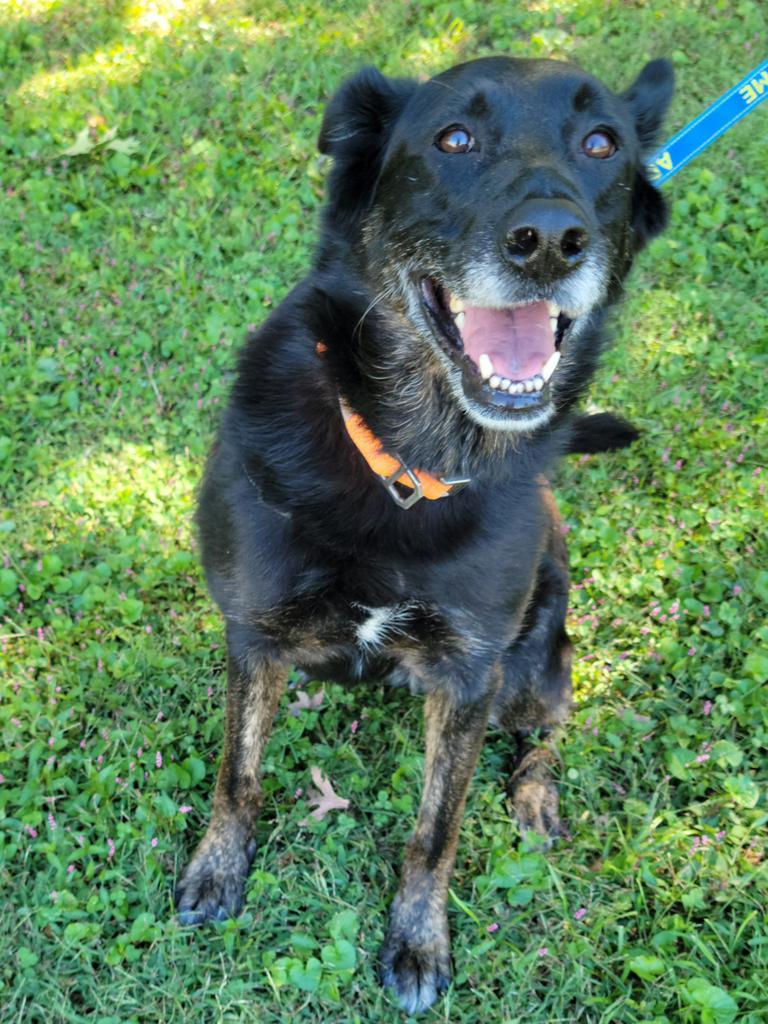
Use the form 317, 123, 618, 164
489, 374, 501, 389
510, 382, 523, 394
478, 353, 494, 380
449, 295, 465, 314
532, 375, 544, 392
523, 379, 534, 393
547, 302, 560, 319
499, 378, 511, 391
454, 311, 465, 331
540, 350, 561, 382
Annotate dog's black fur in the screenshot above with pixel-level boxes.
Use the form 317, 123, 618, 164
176, 56, 674, 1012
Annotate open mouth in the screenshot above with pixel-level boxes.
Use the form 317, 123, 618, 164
419, 278, 573, 412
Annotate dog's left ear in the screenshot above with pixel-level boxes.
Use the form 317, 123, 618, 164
318, 67, 418, 230
622, 59, 675, 151
622, 59, 675, 250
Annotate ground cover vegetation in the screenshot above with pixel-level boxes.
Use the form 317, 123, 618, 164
1, 1, 767, 1021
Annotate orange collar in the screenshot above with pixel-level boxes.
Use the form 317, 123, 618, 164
339, 398, 470, 508
317, 341, 469, 509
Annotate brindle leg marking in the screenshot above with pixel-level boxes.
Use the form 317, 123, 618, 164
175, 654, 287, 925
379, 680, 498, 1014
508, 742, 562, 845
494, 541, 572, 847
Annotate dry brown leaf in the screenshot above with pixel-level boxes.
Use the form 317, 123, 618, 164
287, 689, 325, 717
300, 766, 350, 824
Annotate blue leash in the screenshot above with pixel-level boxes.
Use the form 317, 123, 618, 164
648, 58, 768, 185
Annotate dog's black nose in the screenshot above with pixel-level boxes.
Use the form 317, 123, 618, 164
503, 199, 590, 279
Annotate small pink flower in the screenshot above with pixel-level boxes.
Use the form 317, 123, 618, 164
537, 946, 549, 957
733, 584, 742, 596
715, 830, 726, 841
179, 805, 192, 814
574, 908, 587, 921
688, 647, 696, 656
150, 837, 158, 848
350, 720, 359, 734
695, 754, 709, 763
487, 923, 499, 933
48, 814, 57, 832
294, 787, 303, 799
703, 700, 713, 716
155, 752, 162, 769
67, 864, 75, 875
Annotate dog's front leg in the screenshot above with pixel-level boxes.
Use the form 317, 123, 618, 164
380, 672, 500, 1013
175, 649, 287, 925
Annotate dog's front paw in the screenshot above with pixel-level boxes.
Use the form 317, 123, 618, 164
509, 746, 561, 846
175, 833, 256, 926
379, 918, 451, 1014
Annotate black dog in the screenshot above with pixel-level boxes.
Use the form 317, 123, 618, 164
175, 56, 673, 1012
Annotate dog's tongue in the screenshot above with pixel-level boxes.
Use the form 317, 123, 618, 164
461, 300, 554, 381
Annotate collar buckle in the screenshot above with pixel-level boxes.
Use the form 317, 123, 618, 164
381, 458, 470, 510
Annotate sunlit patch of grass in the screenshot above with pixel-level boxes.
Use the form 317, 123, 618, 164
403, 17, 470, 65
124, 0, 195, 37
15, 44, 144, 101
0, 0, 60, 21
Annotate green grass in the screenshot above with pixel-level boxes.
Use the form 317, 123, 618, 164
1, 1, 767, 1021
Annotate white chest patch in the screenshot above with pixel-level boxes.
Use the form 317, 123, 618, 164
355, 604, 411, 652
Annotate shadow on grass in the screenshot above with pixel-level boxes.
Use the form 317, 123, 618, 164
0, 0, 129, 85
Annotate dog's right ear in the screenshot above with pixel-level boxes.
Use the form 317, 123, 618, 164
318, 67, 418, 230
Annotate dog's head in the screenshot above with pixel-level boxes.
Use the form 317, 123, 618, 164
319, 57, 673, 436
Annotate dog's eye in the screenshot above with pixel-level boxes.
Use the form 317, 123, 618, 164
581, 130, 617, 159
435, 126, 474, 154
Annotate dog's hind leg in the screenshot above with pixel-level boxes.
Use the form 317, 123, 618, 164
175, 642, 287, 925
379, 671, 500, 1014
492, 539, 573, 846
